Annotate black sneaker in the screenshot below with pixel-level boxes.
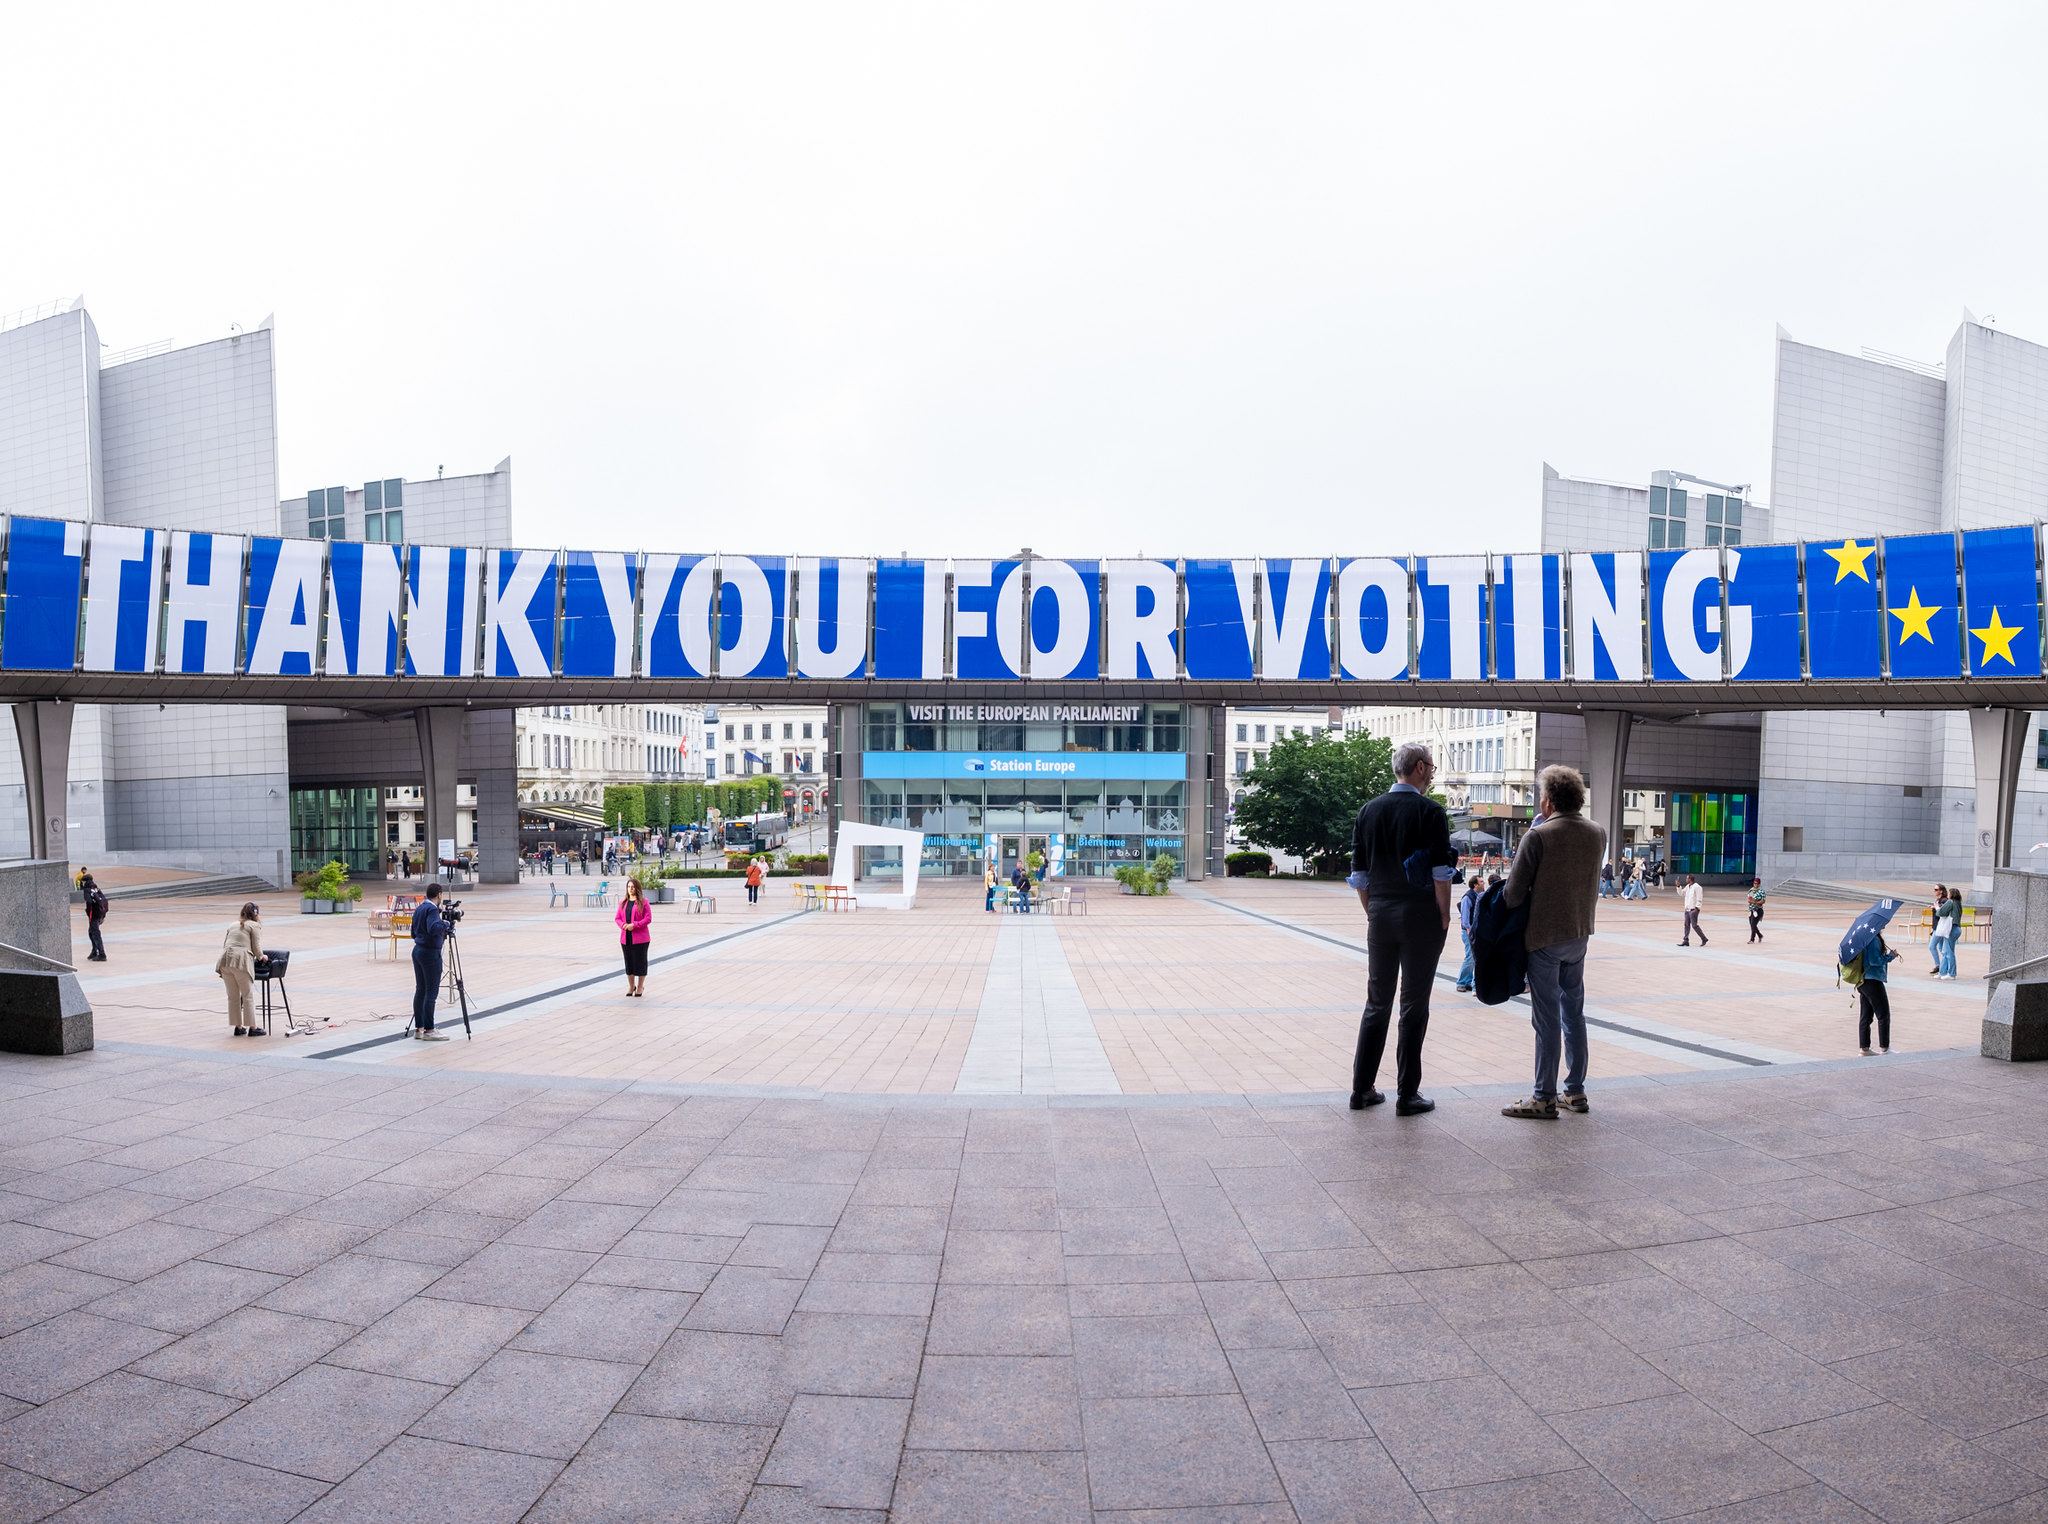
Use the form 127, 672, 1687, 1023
1349, 1089, 1385, 1110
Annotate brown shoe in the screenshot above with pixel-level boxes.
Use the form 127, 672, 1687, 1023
1501, 1096, 1558, 1120
1558, 1093, 1589, 1113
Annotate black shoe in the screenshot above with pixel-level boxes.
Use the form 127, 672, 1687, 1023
1395, 1094, 1435, 1116
1349, 1089, 1385, 1110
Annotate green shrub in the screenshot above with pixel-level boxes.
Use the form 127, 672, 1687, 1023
299, 858, 361, 902
1225, 851, 1274, 877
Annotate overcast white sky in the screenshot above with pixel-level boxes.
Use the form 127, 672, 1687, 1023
8, 3, 2047, 556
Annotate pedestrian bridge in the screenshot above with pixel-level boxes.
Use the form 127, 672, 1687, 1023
0, 519, 2043, 715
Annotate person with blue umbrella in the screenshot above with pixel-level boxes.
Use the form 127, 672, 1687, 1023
1840, 900, 1902, 1055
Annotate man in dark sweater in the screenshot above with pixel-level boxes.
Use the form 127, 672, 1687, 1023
1499, 764, 1608, 1119
1348, 743, 1455, 1115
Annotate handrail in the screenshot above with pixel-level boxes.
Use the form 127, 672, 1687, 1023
0, 940, 76, 972
1985, 952, 2048, 983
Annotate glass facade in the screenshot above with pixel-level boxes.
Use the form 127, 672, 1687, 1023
861, 703, 1187, 878
290, 786, 383, 875
1666, 790, 1757, 878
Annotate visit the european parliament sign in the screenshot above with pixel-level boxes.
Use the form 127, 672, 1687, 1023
1, 522, 2040, 683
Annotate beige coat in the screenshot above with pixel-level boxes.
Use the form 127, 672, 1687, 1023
216, 921, 262, 978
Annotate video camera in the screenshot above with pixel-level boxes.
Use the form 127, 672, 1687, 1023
441, 899, 465, 924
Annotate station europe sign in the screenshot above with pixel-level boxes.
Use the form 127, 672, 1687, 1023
0, 524, 2041, 683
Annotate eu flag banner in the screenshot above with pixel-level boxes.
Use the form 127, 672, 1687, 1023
1416, 556, 1486, 681
1183, 559, 1256, 680
1806, 536, 1882, 680
1962, 526, 2041, 677
641, 553, 713, 678
717, 555, 787, 679
2, 516, 83, 672
1727, 543, 1801, 680
1881, 533, 1960, 680
1649, 547, 1726, 683
1494, 554, 1562, 681
560, 551, 638, 679
952, 559, 1023, 680
873, 559, 943, 680
81, 525, 163, 674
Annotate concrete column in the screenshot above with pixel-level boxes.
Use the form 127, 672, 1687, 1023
13, 702, 74, 865
1970, 707, 2031, 894
1185, 705, 1212, 882
1580, 709, 1632, 865
414, 707, 463, 883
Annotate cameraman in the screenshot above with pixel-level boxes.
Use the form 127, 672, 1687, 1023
410, 883, 453, 1041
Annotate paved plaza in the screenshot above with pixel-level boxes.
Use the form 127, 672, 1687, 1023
0, 876, 2039, 1520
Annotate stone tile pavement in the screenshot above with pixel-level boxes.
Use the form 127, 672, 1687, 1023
6, 1042, 2048, 1519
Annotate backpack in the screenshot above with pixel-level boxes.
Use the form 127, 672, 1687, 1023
85, 886, 108, 918
1837, 951, 1865, 988
1470, 883, 1531, 1006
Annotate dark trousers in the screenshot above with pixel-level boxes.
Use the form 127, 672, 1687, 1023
747, 884, 760, 903
87, 917, 104, 960
1748, 908, 1763, 942
1682, 907, 1706, 944
1354, 895, 1446, 1099
1859, 982, 1891, 1050
412, 945, 442, 1031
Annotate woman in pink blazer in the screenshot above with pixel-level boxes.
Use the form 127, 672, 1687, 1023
616, 877, 652, 996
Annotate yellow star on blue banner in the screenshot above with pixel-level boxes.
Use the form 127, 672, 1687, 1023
1824, 540, 1876, 583
1889, 587, 1940, 644
1973, 607, 2023, 668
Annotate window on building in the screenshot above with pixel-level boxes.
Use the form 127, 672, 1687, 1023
1254, 725, 1266, 742
803, 722, 814, 739
1234, 751, 1249, 775
1235, 724, 1248, 742
725, 724, 734, 741
306, 486, 346, 540
1703, 494, 1744, 547
742, 724, 753, 741
1648, 485, 1687, 550
782, 723, 793, 740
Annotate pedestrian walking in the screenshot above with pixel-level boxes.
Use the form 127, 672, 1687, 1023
1625, 859, 1648, 900
409, 883, 452, 1041
214, 902, 264, 1037
617, 877, 652, 996
1927, 886, 1947, 974
1348, 742, 1456, 1115
1498, 765, 1607, 1119
1599, 859, 1614, 899
1935, 888, 1962, 979
79, 873, 109, 962
985, 860, 998, 913
1859, 933, 1898, 1053
1455, 875, 1479, 991
1746, 877, 1767, 943
1679, 875, 1708, 945
745, 857, 764, 904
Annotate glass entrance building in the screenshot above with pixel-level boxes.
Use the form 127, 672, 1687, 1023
856, 703, 1190, 879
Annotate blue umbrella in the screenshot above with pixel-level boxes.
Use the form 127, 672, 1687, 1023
1839, 900, 1902, 966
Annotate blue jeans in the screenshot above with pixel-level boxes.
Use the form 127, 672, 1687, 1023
1937, 934, 1956, 977
1527, 937, 1589, 1100
1457, 928, 1474, 988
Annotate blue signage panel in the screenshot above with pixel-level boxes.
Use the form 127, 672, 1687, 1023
718, 554, 787, 679
1494, 554, 1561, 681
1031, 560, 1100, 680
1184, 559, 1256, 680
953, 559, 1022, 680
81, 525, 162, 674
641, 552, 712, 679
1569, 552, 1643, 681
1649, 547, 1725, 682
487, 549, 559, 678
3, 516, 83, 671
875, 559, 943, 680
796, 556, 871, 680
1806, 536, 1882, 680
244, 537, 325, 676
1728, 542, 1801, 681
561, 551, 638, 678
1882, 533, 1960, 680
323, 542, 403, 677
165, 532, 244, 675
1416, 556, 1485, 681
1962, 526, 2041, 677
1260, 559, 1329, 680
1337, 557, 1409, 680
1104, 559, 1179, 679
404, 545, 480, 677
863, 751, 1188, 781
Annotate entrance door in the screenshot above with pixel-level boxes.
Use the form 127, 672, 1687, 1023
1000, 836, 1023, 877
1026, 835, 1049, 877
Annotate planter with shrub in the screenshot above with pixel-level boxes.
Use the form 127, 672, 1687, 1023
1113, 853, 1179, 897
1225, 851, 1274, 878
296, 859, 363, 915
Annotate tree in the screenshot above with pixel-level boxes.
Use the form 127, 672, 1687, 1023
1232, 730, 1394, 870
601, 785, 646, 831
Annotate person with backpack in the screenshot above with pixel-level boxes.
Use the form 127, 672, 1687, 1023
616, 877, 652, 996
1454, 874, 1480, 992
1347, 743, 1456, 1115
79, 873, 109, 962
1746, 878, 1767, 943
1497, 765, 1607, 1120
1857, 933, 1898, 1054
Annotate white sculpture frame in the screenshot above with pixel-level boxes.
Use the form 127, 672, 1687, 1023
828, 823, 926, 910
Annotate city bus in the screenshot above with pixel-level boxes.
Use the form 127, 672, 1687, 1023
722, 812, 791, 851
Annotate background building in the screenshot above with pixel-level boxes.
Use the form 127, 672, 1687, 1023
1342, 705, 1540, 852
713, 703, 831, 820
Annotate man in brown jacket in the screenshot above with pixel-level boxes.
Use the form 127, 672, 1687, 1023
1498, 764, 1607, 1119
